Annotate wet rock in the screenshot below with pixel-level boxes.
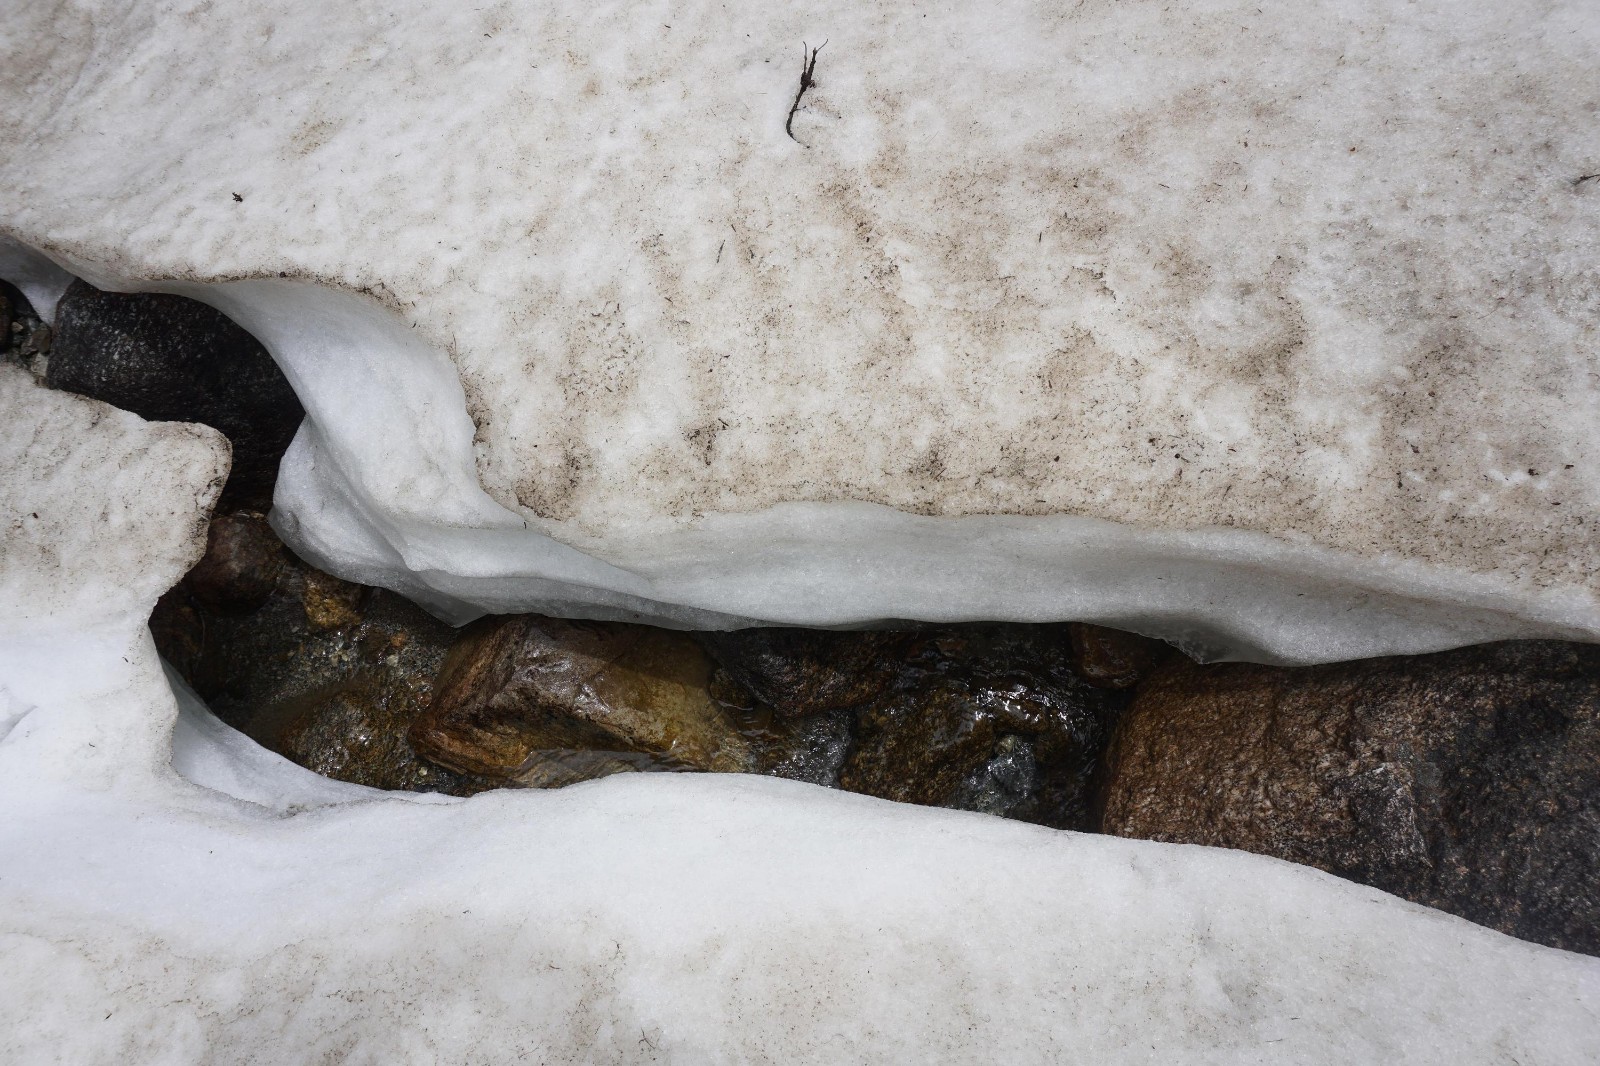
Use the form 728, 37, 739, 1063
948, 735, 1043, 820
699, 628, 911, 716
276, 678, 465, 792
1067, 623, 1169, 689
185, 512, 284, 614
750, 709, 855, 788
838, 625, 1126, 829
153, 531, 487, 795
301, 566, 364, 631
511, 750, 662, 789
48, 280, 302, 510
149, 587, 206, 681
1100, 641, 1600, 956
411, 617, 755, 782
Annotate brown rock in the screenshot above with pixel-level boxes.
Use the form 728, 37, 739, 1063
511, 750, 662, 789
158, 547, 486, 795
301, 566, 364, 630
411, 616, 755, 781
838, 624, 1125, 828
841, 677, 1006, 807
185, 511, 284, 614
699, 627, 911, 716
275, 679, 450, 791
1100, 640, 1600, 956
149, 587, 205, 679
1067, 622, 1168, 688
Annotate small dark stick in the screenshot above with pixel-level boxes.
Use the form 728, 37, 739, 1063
786, 40, 826, 144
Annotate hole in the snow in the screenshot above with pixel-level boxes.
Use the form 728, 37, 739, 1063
5, 266, 1598, 960
46, 279, 303, 511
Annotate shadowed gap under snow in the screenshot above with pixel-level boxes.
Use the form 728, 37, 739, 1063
5, 236, 1599, 665
3, 276, 1600, 1064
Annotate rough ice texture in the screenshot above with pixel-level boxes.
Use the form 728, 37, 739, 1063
1, 360, 1599, 1062
4, 0, 1600, 661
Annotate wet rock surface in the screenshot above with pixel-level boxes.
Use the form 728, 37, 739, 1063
1067, 623, 1170, 689
837, 626, 1124, 828
155, 512, 1130, 827
701, 628, 912, 716
152, 512, 490, 794
1100, 642, 1600, 956
411, 616, 755, 779
48, 280, 302, 510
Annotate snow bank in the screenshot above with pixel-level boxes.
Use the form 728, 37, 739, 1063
5, 0, 1600, 662
3, 351, 1600, 1063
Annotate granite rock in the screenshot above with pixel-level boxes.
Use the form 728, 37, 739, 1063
1101, 641, 1600, 955
699, 628, 911, 716
152, 529, 484, 795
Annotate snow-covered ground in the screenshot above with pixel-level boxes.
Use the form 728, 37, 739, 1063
5, 0, 1600, 661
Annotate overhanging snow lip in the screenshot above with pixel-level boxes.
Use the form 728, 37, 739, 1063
5, 235, 1598, 666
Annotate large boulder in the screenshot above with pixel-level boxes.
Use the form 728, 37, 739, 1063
1100, 641, 1600, 955
3, 1, 1598, 661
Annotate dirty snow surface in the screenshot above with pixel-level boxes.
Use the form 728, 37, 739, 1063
5, 0, 1600, 660
1, 365, 1598, 1063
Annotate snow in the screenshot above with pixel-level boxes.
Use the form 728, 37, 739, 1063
4, 0, 1600, 662
3, 344, 1600, 1063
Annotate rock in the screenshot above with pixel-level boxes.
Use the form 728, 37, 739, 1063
699, 628, 911, 715
274, 678, 480, 792
510, 749, 661, 789
749, 708, 855, 788
46, 280, 302, 511
184, 511, 285, 614
153, 536, 487, 795
1067, 623, 1169, 689
148, 589, 206, 680
1100, 641, 1600, 956
410, 616, 755, 781
839, 625, 1126, 829
300, 566, 364, 631
843, 676, 1010, 810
